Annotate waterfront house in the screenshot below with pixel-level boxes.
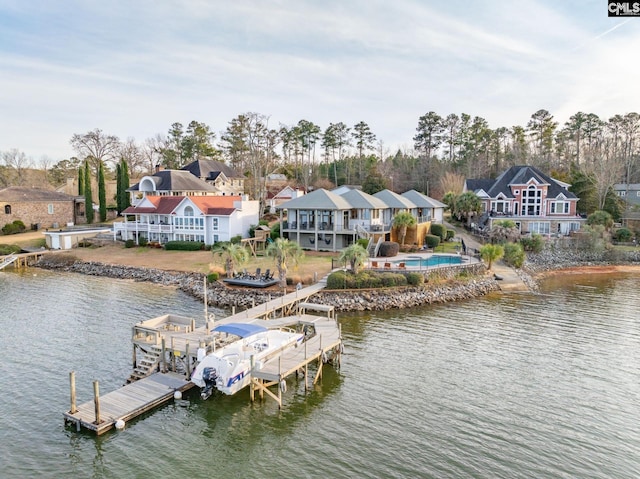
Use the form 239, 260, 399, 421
277, 187, 445, 252
181, 159, 245, 196
128, 169, 217, 206
0, 186, 84, 229
113, 195, 259, 245
464, 165, 584, 235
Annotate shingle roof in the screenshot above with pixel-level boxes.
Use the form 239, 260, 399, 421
401, 189, 446, 208
181, 159, 242, 180
277, 188, 351, 210
122, 195, 241, 216
467, 165, 577, 199
129, 170, 217, 192
339, 189, 387, 209
372, 189, 417, 209
0, 186, 79, 202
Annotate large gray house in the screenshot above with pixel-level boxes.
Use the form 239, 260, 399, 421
277, 187, 445, 252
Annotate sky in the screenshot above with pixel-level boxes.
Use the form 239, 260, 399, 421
1, 0, 639, 163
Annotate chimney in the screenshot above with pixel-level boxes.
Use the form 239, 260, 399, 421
155, 164, 164, 173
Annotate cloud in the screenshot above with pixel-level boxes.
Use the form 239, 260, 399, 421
0, 0, 638, 161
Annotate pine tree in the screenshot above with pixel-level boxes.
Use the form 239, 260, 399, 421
98, 160, 107, 222
116, 162, 122, 214
120, 159, 130, 210
84, 160, 94, 224
78, 163, 84, 196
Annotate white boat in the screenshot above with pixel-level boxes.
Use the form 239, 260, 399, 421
191, 322, 304, 398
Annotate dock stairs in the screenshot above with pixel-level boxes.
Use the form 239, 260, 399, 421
127, 345, 163, 383
0, 253, 18, 270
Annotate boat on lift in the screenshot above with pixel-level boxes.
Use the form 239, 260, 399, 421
191, 322, 304, 398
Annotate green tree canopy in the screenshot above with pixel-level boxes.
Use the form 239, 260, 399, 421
266, 238, 304, 286
339, 244, 369, 273
392, 211, 417, 245
211, 242, 249, 278
479, 243, 504, 271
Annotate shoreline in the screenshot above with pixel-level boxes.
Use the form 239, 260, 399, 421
33, 247, 640, 313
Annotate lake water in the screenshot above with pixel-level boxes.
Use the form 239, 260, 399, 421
1, 268, 640, 478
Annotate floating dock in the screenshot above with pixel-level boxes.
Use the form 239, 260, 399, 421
64, 281, 342, 434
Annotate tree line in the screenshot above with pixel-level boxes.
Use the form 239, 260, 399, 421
2, 108, 638, 221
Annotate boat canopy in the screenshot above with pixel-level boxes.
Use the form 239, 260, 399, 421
212, 323, 268, 338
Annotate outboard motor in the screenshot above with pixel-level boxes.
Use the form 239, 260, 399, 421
201, 367, 218, 400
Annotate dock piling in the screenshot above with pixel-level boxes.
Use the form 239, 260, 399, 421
93, 381, 101, 425
69, 371, 77, 414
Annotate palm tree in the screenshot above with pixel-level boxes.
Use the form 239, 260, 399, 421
455, 191, 482, 226
211, 242, 249, 278
392, 211, 417, 246
339, 244, 368, 274
266, 238, 304, 286
479, 244, 504, 271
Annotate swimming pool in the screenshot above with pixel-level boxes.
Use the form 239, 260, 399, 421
394, 255, 463, 268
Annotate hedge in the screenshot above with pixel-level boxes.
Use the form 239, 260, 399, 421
424, 234, 440, 249
164, 241, 205, 251
430, 223, 446, 241
326, 270, 412, 289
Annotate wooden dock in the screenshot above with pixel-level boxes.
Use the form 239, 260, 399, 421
250, 314, 342, 407
63, 372, 194, 435
64, 279, 341, 433
0, 250, 46, 270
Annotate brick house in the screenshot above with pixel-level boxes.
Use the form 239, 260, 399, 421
464, 165, 585, 236
0, 187, 84, 229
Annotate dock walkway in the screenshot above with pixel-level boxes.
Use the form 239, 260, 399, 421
63, 372, 194, 435
65, 279, 335, 433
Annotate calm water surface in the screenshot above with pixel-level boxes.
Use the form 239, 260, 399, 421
1, 268, 639, 478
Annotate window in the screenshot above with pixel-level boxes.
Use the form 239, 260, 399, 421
48, 204, 54, 214
522, 186, 541, 216
528, 221, 550, 234
550, 201, 569, 214
636, 191, 640, 197
4, 205, 11, 214
619, 191, 626, 196
213, 218, 219, 230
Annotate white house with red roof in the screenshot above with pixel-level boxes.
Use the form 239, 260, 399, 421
113, 194, 259, 245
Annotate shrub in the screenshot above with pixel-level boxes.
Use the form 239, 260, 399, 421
587, 210, 614, 229
503, 242, 525, 268
356, 238, 369, 250
378, 241, 399, 257
520, 233, 544, 253
0, 243, 21, 255
164, 241, 205, 251
327, 270, 348, 289
614, 227, 632, 242
406, 272, 424, 286
1, 220, 26, 235
446, 229, 455, 241
207, 272, 219, 283
430, 224, 446, 241
270, 222, 280, 240
424, 234, 440, 249
138, 236, 148, 247
124, 239, 135, 248
230, 235, 242, 244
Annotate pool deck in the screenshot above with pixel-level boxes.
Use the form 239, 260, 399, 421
368, 252, 479, 272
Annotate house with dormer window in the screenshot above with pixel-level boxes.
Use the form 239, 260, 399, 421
113, 195, 259, 245
464, 166, 585, 236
